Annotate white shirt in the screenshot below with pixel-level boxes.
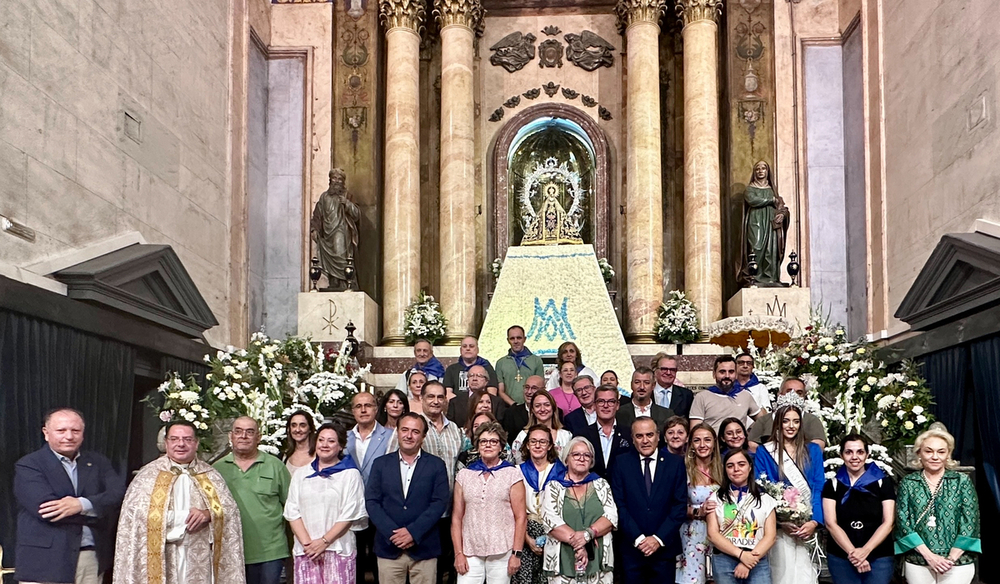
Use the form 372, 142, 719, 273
351, 424, 375, 467
399, 452, 421, 498
583, 408, 598, 426
522, 461, 556, 515
634, 453, 662, 547
653, 383, 673, 409
597, 423, 616, 467
284, 465, 369, 556
633, 401, 652, 418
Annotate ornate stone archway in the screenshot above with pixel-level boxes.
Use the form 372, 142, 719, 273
491, 103, 613, 266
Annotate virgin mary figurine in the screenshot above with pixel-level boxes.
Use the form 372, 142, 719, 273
738, 160, 789, 286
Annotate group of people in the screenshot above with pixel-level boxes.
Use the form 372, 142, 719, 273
12, 325, 982, 584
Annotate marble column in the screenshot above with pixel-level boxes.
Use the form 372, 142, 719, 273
380, 0, 425, 345
678, 0, 724, 325
434, 0, 482, 344
617, 0, 666, 342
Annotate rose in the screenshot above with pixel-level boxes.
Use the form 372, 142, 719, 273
903, 421, 914, 430
159, 410, 173, 422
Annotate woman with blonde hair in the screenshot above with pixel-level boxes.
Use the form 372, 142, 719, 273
895, 427, 980, 584
677, 423, 723, 584
512, 391, 573, 463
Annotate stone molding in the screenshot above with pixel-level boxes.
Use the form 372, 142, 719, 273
379, 0, 426, 32
433, 0, 484, 31
614, 0, 666, 32
675, 0, 723, 26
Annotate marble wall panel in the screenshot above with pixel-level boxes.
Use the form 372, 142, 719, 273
0, 1, 30, 79
247, 40, 269, 334
803, 44, 848, 327
842, 23, 867, 338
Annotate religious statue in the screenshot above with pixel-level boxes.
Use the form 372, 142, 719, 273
738, 160, 789, 286
519, 158, 585, 246
311, 168, 360, 291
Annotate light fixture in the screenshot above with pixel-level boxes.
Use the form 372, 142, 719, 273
0, 215, 35, 242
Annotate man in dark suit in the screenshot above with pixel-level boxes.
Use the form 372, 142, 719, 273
446, 365, 505, 427
502, 375, 544, 445
562, 374, 598, 436
14, 408, 124, 584
366, 412, 450, 584
610, 417, 688, 583
617, 366, 673, 432
581, 385, 633, 477
347, 391, 394, 584
652, 353, 694, 417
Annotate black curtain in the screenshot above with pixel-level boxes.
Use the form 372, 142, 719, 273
970, 335, 1000, 512
0, 310, 135, 567
921, 345, 976, 463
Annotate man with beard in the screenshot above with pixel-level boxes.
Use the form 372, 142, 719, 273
688, 356, 762, 431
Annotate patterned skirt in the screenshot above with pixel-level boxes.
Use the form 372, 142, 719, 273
512, 519, 548, 584
294, 550, 357, 584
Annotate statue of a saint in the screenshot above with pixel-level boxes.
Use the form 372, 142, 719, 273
311, 168, 360, 291
738, 160, 789, 286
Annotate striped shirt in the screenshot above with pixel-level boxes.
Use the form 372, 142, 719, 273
421, 414, 464, 515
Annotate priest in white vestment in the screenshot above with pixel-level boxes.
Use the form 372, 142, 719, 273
113, 420, 246, 584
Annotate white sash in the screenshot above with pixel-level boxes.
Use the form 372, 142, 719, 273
764, 443, 811, 502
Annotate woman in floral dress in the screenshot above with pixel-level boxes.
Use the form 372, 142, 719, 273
677, 423, 722, 584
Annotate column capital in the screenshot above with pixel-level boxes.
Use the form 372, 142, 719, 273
379, 0, 427, 32
615, 0, 666, 32
675, 0, 723, 26
433, 0, 484, 32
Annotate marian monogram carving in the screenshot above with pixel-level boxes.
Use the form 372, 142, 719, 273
489, 32, 537, 72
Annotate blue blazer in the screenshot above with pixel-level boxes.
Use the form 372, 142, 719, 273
753, 442, 826, 525
562, 408, 594, 438
610, 450, 688, 560
365, 450, 450, 561
14, 447, 125, 583
347, 422, 392, 484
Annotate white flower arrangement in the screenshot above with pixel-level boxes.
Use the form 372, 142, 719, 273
490, 258, 503, 280
654, 290, 700, 344
597, 257, 614, 284
403, 290, 448, 345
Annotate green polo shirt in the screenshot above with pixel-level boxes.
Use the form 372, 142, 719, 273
214, 450, 291, 563
495, 353, 545, 404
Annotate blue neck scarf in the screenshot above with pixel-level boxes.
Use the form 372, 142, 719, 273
730, 484, 749, 502
460, 356, 491, 372
520, 459, 567, 492
836, 462, 885, 505
734, 373, 760, 392
558, 472, 600, 487
414, 357, 446, 380
508, 347, 534, 370
708, 384, 743, 398
467, 458, 514, 475
306, 454, 357, 478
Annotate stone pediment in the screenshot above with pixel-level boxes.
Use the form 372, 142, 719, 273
894, 232, 1000, 330
53, 244, 218, 338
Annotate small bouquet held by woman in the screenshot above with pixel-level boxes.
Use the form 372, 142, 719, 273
757, 475, 824, 564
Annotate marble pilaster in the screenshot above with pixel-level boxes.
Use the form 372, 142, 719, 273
616, 0, 666, 342
678, 0, 724, 325
434, 0, 481, 344
380, 0, 425, 344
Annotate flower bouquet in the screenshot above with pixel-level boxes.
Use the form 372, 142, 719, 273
757, 475, 812, 526
597, 257, 615, 284
403, 290, 448, 345
654, 290, 700, 344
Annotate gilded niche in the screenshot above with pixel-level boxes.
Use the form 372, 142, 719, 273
519, 158, 585, 246
489, 32, 537, 72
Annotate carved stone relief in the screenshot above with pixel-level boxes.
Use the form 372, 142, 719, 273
489, 32, 537, 72
564, 31, 616, 71
538, 39, 564, 68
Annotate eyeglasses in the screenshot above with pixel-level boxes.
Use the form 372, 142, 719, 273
658, 367, 678, 373
570, 452, 594, 460
595, 399, 618, 406
167, 436, 197, 444
574, 384, 595, 391
478, 438, 501, 447
528, 438, 550, 446
231, 428, 257, 437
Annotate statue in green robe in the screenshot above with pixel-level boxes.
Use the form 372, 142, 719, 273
738, 161, 789, 286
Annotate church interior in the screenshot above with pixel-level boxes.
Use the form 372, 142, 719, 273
1, 0, 999, 572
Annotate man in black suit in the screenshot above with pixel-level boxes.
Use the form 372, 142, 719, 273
502, 375, 544, 445
651, 353, 694, 417
366, 412, 450, 584
610, 417, 688, 583
14, 408, 124, 584
617, 366, 673, 432
562, 374, 598, 436
581, 385, 633, 477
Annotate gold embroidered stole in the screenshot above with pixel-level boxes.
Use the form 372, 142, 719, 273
146, 468, 226, 584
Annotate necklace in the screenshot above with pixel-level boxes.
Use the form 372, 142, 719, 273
922, 471, 944, 528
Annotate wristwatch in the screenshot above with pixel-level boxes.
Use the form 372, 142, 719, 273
512, 550, 523, 558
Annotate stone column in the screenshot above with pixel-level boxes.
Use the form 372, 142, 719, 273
678, 0, 724, 325
616, 0, 666, 342
434, 0, 482, 344
380, 0, 426, 345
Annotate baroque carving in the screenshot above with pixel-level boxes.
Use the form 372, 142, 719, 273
538, 39, 564, 68
504, 95, 522, 108
675, 0, 723, 26
542, 25, 561, 36
614, 0, 667, 32
489, 107, 505, 122
561, 87, 579, 100
581, 95, 597, 107
598, 106, 613, 120
523, 88, 541, 99
432, 0, 484, 30
379, 0, 426, 31
542, 81, 560, 97
564, 31, 616, 71
489, 32, 537, 72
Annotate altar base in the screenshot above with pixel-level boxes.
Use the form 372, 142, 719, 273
297, 291, 379, 344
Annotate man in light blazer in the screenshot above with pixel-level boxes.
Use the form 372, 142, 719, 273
610, 417, 688, 583
347, 391, 392, 584
366, 412, 450, 584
